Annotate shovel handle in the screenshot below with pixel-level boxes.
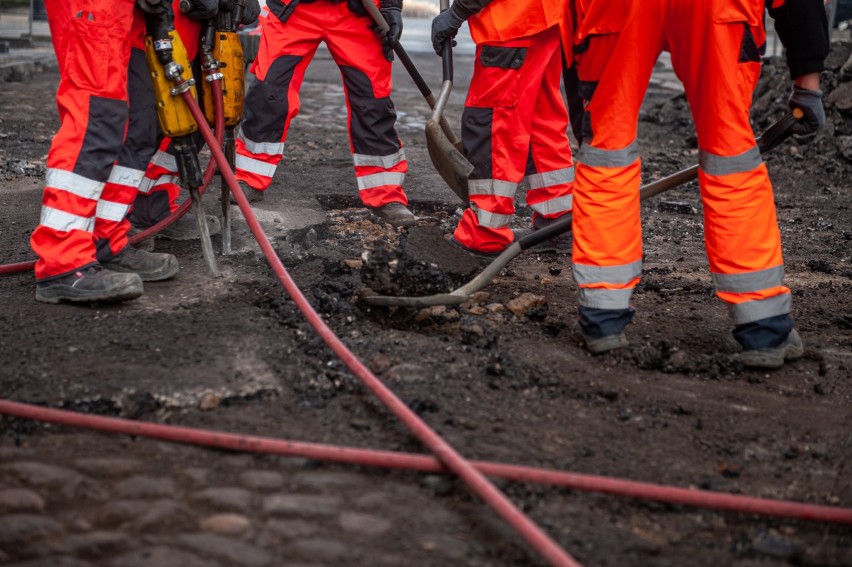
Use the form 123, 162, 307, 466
517, 109, 802, 252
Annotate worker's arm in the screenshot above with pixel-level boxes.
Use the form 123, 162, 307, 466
431, 0, 494, 55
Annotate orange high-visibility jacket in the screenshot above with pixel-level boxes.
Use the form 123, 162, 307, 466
468, 0, 563, 44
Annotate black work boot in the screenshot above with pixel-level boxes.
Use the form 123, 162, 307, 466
35, 265, 144, 304
229, 182, 264, 204
368, 202, 416, 227
101, 246, 179, 282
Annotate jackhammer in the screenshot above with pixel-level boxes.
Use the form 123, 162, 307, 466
201, 0, 247, 256
144, 3, 220, 276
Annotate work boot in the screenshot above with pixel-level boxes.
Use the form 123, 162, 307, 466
128, 225, 156, 252
35, 265, 144, 304
579, 330, 630, 355
740, 328, 804, 369
576, 306, 634, 354
368, 202, 416, 227
229, 182, 264, 204
531, 214, 572, 252
101, 246, 179, 282
449, 236, 504, 265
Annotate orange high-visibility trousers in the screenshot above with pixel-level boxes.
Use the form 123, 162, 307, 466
572, 0, 792, 346
454, 25, 574, 253
234, 1, 408, 208
30, 0, 138, 280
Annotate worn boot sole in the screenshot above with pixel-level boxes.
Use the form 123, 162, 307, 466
35, 279, 144, 304
103, 256, 180, 282
741, 329, 804, 369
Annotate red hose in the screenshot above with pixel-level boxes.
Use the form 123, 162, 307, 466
1, 399, 849, 526
180, 90, 582, 567
0, 81, 225, 276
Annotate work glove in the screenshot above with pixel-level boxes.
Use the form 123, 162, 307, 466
136, 0, 164, 14
788, 84, 826, 135
240, 0, 261, 24
431, 5, 464, 56
347, 0, 369, 18
379, 0, 403, 62
178, 0, 219, 20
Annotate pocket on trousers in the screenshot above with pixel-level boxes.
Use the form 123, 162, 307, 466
66, 15, 111, 92
466, 46, 527, 108
710, 0, 762, 26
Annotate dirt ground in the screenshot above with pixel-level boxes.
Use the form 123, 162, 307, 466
0, 41, 851, 567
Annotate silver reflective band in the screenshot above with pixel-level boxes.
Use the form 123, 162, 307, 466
46, 168, 103, 201
522, 166, 575, 191
572, 259, 642, 285
471, 204, 513, 228
39, 206, 95, 233
578, 287, 634, 310
468, 178, 518, 199
236, 154, 277, 178
357, 171, 405, 190
729, 293, 792, 325
238, 130, 286, 156
96, 200, 130, 223
353, 149, 406, 169
712, 265, 785, 293
138, 175, 180, 194
107, 165, 146, 188
699, 145, 762, 176
530, 194, 573, 216
578, 139, 640, 168
148, 150, 177, 172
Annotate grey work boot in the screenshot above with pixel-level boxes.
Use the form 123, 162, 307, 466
740, 329, 804, 369
35, 265, 143, 304
229, 182, 264, 204
368, 202, 416, 227
576, 326, 630, 355
102, 246, 179, 282
531, 214, 572, 251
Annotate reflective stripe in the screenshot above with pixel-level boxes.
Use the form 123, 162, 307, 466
45, 168, 103, 201
468, 178, 518, 199
573, 259, 642, 285
353, 149, 406, 169
137, 174, 180, 194
530, 194, 573, 216
236, 154, 277, 178
712, 265, 785, 293
523, 166, 575, 191
239, 131, 285, 156
107, 165, 145, 188
96, 199, 130, 222
578, 140, 640, 168
471, 204, 513, 228
578, 287, 634, 310
148, 150, 177, 172
357, 171, 405, 191
39, 206, 95, 233
729, 293, 792, 325
699, 145, 762, 176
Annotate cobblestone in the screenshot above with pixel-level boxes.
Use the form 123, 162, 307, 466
338, 511, 392, 536
73, 458, 142, 478
0, 488, 45, 512
199, 513, 252, 536
178, 533, 273, 567
239, 470, 285, 490
0, 513, 62, 544
107, 546, 223, 567
191, 487, 254, 511
262, 493, 344, 516
114, 475, 177, 499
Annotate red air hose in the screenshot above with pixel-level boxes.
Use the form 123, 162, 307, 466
0, 81, 225, 276
178, 89, 583, 567
1, 400, 850, 526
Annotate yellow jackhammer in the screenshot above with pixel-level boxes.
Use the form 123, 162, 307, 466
144, 3, 220, 276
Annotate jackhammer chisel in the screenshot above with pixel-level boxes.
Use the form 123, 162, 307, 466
201, 0, 247, 256
145, 4, 220, 276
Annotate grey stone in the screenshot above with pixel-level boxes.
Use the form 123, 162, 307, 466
52, 531, 131, 557
199, 514, 252, 536
0, 488, 45, 513
290, 538, 349, 562
2, 462, 82, 487
339, 511, 392, 536
191, 487, 253, 512
262, 493, 343, 516
134, 499, 196, 533
181, 468, 210, 485
263, 518, 320, 540
239, 470, 285, 491
98, 499, 148, 526
291, 471, 366, 491
0, 514, 62, 544
419, 534, 469, 561
178, 533, 273, 567
73, 458, 141, 478
114, 476, 176, 499
108, 546, 222, 567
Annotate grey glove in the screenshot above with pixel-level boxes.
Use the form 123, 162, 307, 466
136, 0, 164, 14
178, 0, 218, 20
380, 0, 403, 62
431, 6, 464, 56
347, 0, 369, 17
788, 84, 825, 135
240, 0, 261, 24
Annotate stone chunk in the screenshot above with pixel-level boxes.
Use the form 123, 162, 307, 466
0, 488, 45, 513
114, 476, 176, 499
199, 514, 252, 536
506, 293, 547, 316
339, 511, 392, 536
239, 471, 285, 491
262, 493, 342, 516
192, 487, 253, 512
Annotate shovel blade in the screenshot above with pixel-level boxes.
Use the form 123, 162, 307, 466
362, 292, 470, 308
426, 118, 473, 203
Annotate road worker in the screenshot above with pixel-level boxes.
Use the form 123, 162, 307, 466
232, 0, 416, 228
431, 0, 575, 258
567, 0, 828, 368
30, 0, 181, 304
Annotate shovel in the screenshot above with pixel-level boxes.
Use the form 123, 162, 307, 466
361, 0, 473, 202
362, 109, 803, 308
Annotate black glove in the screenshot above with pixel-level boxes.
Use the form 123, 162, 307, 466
240, 0, 261, 24
136, 0, 164, 14
431, 5, 464, 56
379, 0, 403, 62
788, 84, 826, 135
347, 0, 369, 18
178, 0, 218, 20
